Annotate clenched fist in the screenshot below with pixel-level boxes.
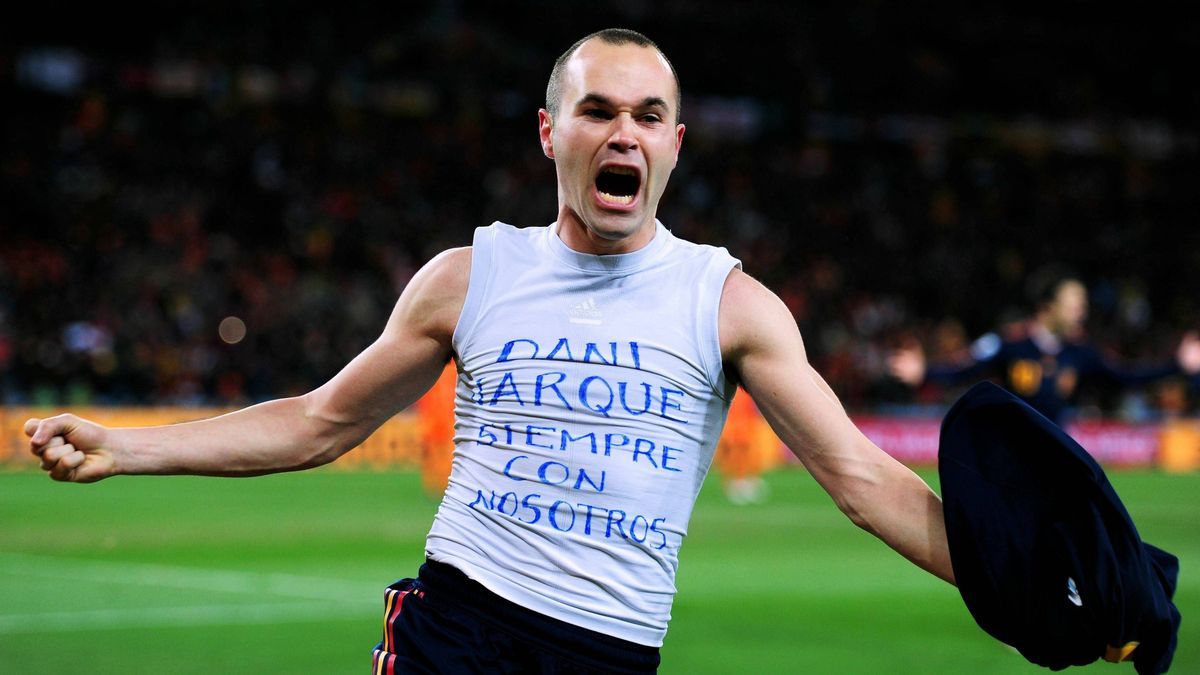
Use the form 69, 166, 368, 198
25, 415, 116, 483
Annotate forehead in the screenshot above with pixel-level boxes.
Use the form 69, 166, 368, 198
561, 40, 677, 108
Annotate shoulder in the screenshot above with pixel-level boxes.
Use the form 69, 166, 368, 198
719, 266, 772, 313
414, 247, 472, 301
386, 247, 472, 343
661, 226, 738, 263
470, 221, 552, 268
969, 332, 1004, 361
718, 268, 804, 365
478, 221, 549, 246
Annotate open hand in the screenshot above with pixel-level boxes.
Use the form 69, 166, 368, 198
887, 345, 927, 386
1178, 331, 1200, 375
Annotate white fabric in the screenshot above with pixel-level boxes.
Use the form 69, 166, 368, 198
425, 220, 740, 646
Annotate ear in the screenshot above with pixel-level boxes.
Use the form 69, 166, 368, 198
538, 109, 555, 159
672, 123, 686, 167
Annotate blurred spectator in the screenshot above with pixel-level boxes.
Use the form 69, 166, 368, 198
3, 3, 1199, 418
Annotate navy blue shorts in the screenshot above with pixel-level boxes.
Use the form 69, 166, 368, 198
371, 560, 660, 674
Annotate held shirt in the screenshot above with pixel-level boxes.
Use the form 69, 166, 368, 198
425, 221, 741, 646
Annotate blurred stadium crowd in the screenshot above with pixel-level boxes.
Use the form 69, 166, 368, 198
3, 2, 1198, 419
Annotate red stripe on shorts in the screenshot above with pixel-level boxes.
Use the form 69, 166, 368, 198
378, 584, 426, 672
380, 590, 397, 654
387, 589, 409, 637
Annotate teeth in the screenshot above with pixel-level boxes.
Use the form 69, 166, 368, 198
599, 191, 634, 205
605, 166, 637, 176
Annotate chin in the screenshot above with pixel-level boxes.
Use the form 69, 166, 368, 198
587, 213, 646, 240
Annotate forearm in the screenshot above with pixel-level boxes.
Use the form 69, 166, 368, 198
757, 380, 955, 585
924, 360, 991, 386
843, 453, 956, 585
30, 249, 466, 484
1096, 360, 1180, 387
110, 396, 359, 477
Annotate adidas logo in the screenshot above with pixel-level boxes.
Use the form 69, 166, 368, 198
568, 297, 603, 325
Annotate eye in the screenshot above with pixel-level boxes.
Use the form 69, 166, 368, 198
640, 113, 663, 124
583, 108, 612, 120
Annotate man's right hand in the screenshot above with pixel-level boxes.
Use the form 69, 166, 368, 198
25, 415, 116, 483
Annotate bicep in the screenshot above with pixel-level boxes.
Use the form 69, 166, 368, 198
719, 272, 953, 580
303, 247, 470, 439
719, 271, 884, 483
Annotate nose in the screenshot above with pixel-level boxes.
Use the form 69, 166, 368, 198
606, 113, 639, 152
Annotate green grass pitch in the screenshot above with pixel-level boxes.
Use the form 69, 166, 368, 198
1, 467, 1196, 673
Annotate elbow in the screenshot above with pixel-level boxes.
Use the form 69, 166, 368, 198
291, 431, 359, 472
294, 442, 345, 471
835, 492, 876, 535
823, 461, 888, 535
309, 428, 359, 469
296, 393, 364, 469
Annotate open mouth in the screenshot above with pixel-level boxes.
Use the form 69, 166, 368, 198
595, 166, 641, 206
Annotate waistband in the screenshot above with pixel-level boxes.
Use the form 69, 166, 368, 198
417, 559, 660, 672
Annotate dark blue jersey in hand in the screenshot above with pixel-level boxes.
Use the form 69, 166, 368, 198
925, 327, 1179, 423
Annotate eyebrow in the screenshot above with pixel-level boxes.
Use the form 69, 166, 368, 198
576, 93, 670, 112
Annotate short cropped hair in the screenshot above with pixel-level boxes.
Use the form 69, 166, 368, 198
545, 28, 681, 122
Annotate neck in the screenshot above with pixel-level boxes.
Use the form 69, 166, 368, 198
554, 207, 657, 255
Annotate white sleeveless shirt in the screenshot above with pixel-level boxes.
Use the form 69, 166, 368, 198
425, 220, 740, 646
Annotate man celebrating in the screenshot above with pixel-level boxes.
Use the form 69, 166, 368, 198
890, 274, 1200, 423
27, 29, 953, 672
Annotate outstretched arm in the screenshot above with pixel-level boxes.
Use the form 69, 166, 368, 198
27, 247, 471, 482
890, 332, 1004, 388
720, 268, 954, 584
1083, 331, 1200, 386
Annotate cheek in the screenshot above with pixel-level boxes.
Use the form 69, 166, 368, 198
557, 156, 593, 198
649, 146, 679, 181
556, 134, 589, 167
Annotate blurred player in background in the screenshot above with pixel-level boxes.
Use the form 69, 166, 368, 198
890, 273, 1200, 423
27, 28, 955, 672
415, 362, 457, 497
713, 386, 781, 504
